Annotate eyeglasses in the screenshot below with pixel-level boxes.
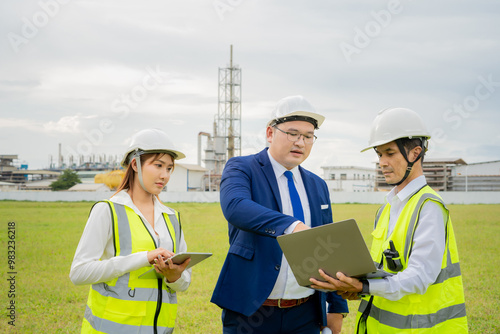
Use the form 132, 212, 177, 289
273, 126, 317, 144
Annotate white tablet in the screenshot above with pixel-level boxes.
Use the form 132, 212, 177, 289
170, 252, 213, 269
138, 252, 212, 279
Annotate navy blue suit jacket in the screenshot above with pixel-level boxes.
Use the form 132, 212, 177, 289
211, 148, 348, 325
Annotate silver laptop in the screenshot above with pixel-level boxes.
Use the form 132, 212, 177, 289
277, 219, 391, 287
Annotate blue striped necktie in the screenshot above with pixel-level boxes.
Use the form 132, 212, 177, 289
284, 171, 304, 222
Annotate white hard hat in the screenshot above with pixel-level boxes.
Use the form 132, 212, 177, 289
120, 128, 185, 168
267, 95, 325, 129
361, 107, 431, 152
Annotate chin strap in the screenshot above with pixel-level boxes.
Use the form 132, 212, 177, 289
388, 138, 427, 186
130, 150, 148, 192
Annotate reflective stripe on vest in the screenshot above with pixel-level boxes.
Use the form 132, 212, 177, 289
82, 306, 174, 334
357, 186, 468, 333
82, 201, 182, 334
358, 298, 467, 330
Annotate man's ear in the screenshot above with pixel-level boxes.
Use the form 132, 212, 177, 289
266, 126, 274, 145
411, 146, 422, 161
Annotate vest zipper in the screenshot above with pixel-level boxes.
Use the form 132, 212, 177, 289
153, 278, 162, 334
138, 216, 162, 333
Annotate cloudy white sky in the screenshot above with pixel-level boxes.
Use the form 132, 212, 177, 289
1, 0, 499, 176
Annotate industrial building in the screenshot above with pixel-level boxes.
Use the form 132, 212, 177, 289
2, 45, 499, 194
450, 160, 500, 191
321, 166, 376, 192
374, 158, 500, 192
197, 44, 242, 191
321, 158, 500, 193
0, 46, 241, 193
0, 154, 60, 190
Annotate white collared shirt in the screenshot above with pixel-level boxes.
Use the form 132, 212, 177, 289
369, 175, 446, 301
267, 150, 314, 300
70, 190, 191, 292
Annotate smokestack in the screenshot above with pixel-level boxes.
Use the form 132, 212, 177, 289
58, 143, 62, 168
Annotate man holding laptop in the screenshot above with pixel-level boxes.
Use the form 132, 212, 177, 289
211, 96, 348, 333
310, 108, 468, 333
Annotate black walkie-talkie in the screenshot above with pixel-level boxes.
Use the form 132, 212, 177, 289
383, 240, 404, 272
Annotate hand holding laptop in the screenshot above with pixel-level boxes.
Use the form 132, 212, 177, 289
277, 219, 391, 287
310, 270, 364, 300
292, 222, 310, 233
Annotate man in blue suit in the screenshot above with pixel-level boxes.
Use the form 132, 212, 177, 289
211, 96, 348, 333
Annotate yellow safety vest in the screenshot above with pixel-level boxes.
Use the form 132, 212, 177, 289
356, 186, 468, 333
81, 201, 182, 334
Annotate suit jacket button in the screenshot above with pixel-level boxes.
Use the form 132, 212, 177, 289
275, 265, 280, 271
271, 230, 276, 234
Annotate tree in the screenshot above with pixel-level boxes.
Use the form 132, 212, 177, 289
50, 169, 81, 191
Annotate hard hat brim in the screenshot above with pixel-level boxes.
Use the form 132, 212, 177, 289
120, 149, 186, 168
361, 134, 431, 153
267, 110, 325, 129
362, 107, 431, 153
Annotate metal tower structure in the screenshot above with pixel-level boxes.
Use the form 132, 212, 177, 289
214, 44, 242, 174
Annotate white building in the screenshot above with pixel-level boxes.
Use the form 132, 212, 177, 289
0, 181, 18, 191
68, 183, 110, 192
449, 160, 500, 191
453, 160, 500, 176
321, 166, 376, 192
167, 163, 208, 192
372, 158, 500, 192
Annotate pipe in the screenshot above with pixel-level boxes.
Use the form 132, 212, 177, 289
198, 132, 212, 166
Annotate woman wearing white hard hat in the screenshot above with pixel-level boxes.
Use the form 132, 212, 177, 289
70, 128, 191, 334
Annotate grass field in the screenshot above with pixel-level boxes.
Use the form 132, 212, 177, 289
1, 201, 499, 333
